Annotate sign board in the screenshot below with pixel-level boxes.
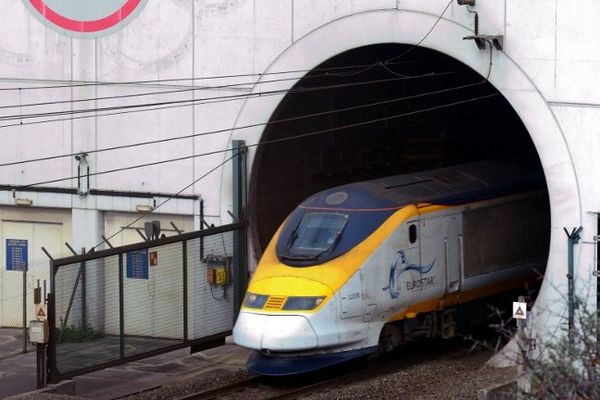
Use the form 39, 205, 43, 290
126, 249, 148, 279
513, 301, 527, 320
35, 303, 48, 321
23, 0, 149, 38
149, 251, 158, 266
6, 239, 28, 271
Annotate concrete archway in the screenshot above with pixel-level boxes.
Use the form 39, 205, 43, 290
222, 9, 582, 354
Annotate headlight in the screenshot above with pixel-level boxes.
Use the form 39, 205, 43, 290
282, 296, 325, 310
243, 292, 268, 309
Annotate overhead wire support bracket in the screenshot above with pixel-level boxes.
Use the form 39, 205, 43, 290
463, 34, 503, 51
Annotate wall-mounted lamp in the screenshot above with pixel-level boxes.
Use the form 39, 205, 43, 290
135, 204, 153, 213
15, 198, 33, 206
74, 153, 90, 197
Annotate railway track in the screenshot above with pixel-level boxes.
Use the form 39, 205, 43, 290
170, 376, 266, 400
170, 360, 395, 400
168, 337, 477, 400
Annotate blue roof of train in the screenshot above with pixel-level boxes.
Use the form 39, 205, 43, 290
276, 160, 546, 266
300, 159, 546, 211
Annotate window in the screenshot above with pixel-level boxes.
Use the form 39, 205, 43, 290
288, 213, 348, 258
409, 224, 417, 244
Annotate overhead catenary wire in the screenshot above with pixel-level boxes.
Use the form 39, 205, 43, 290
8, 92, 499, 190
0, 80, 488, 168
0, 61, 418, 112
0, 70, 456, 131
0, 72, 458, 123
0, 59, 417, 92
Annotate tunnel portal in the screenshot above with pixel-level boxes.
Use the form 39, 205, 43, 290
249, 43, 545, 256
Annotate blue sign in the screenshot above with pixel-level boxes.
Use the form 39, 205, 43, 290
6, 239, 28, 271
126, 249, 148, 279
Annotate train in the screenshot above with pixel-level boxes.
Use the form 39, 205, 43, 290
233, 160, 549, 376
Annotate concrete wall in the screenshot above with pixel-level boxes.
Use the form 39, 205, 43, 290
0, 0, 597, 350
0, 206, 71, 327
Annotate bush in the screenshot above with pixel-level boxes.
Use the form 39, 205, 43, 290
56, 323, 103, 343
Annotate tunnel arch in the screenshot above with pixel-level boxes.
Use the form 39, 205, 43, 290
222, 9, 581, 356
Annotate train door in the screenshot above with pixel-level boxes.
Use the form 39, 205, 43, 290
416, 215, 446, 302
444, 216, 462, 294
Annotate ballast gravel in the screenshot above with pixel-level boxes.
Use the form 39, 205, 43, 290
22, 344, 515, 400
302, 349, 516, 400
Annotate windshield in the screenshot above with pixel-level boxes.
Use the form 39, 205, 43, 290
287, 213, 348, 258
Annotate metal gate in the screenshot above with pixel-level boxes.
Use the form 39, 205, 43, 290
46, 222, 247, 382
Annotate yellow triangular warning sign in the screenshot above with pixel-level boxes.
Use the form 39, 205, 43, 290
515, 306, 524, 317
36, 307, 46, 318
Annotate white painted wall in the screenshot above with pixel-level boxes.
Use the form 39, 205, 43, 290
0, 207, 71, 327
0, 0, 596, 353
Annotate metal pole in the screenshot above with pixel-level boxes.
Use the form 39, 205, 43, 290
516, 295, 529, 397
22, 270, 27, 354
564, 226, 582, 349
231, 140, 247, 321
36, 344, 46, 389
118, 253, 125, 360
182, 240, 188, 343
200, 199, 204, 261
596, 215, 600, 348
81, 248, 87, 328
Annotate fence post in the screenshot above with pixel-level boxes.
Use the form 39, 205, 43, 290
22, 269, 27, 354
47, 258, 56, 384
118, 253, 125, 360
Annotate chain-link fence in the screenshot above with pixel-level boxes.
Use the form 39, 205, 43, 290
0, 256, 58, 360
47, 222, 247, 382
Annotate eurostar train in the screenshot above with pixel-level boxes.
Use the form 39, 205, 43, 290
233, 160, 549, 376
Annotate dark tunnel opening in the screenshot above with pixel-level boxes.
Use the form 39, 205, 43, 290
249, 43, 546, 259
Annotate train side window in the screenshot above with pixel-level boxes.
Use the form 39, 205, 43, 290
409, 224, 417, 244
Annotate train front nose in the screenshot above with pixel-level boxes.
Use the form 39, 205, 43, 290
232, 276, 331, 351
234, 312, 318, 351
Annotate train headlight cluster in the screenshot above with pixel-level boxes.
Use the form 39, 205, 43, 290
282, 296, 325, 310
243, 292, 268, 308
243, 293, 326, 311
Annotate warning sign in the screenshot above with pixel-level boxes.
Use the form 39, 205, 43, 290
35, 303, 47, 321
513, 302, 527, 320
23, 0, 149, 38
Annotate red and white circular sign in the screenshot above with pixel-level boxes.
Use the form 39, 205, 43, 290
24, 0, 148, 38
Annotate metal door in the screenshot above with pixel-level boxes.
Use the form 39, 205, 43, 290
445, 217, 461, 294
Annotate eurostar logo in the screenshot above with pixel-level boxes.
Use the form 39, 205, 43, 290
382, 250, 435, 299
24, 0, 148, 38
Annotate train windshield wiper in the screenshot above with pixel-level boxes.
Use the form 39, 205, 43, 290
281, 254, 320, 261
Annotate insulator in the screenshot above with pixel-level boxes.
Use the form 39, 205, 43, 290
474, 12, 479, 36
